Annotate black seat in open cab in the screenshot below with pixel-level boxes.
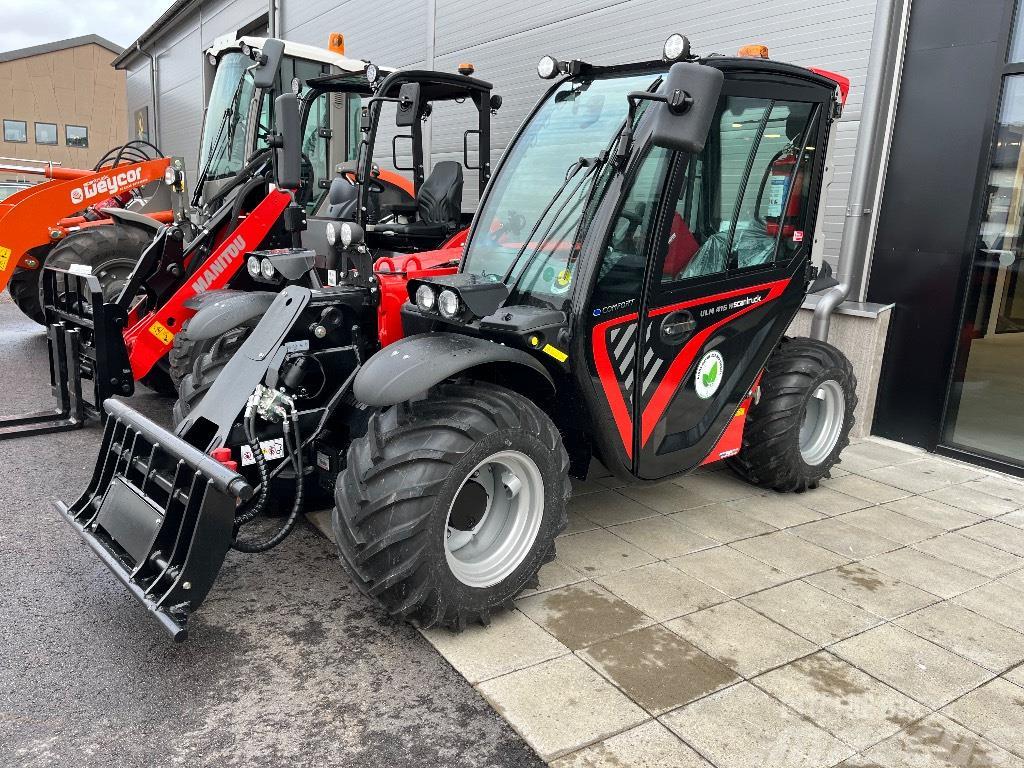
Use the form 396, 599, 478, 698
376, 161, 463, 242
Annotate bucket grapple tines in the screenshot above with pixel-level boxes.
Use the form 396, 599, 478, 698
55, 399, 252, 640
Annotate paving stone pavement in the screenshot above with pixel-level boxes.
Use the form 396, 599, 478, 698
420, 439, 1024, 766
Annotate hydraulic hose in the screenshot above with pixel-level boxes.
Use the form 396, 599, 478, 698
234, 410, 269, 527
232, 412, 305, 553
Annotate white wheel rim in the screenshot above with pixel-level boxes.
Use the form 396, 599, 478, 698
799, 379, 846, 466
444, 450, 545, 588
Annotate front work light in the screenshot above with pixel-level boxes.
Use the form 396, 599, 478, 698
340, 222, 354, 247
326, 222, 338, 246
437, 289, 461, 319
537, 55, 559, 79
365, 63, 379, 84
663, 34, 690, 62
415, 284, 436, 311
163, 166, 179, 186
247, 255, 261, 278
260, 258, 275, 279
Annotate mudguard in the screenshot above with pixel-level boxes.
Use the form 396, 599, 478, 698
182, 290, 278, 342
105, 207, 163, 233
353, 332, 554, 407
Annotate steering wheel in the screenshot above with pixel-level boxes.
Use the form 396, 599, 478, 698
611, 203, 646, 251
336, 161, 387, 195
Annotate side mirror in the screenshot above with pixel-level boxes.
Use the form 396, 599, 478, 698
395, 83, 422, 127
252, 38, 285, 89
649, 62, 724, 154
274, 93, 301, 190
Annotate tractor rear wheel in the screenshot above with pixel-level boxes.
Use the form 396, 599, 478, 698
172, 325, 250, 426
333, 382, 570, 629
728, 336, 856, 492
8, 267, 45, 324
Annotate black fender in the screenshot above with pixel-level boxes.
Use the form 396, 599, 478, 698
105, 207, 163, 233
354, 333, 555, 407
183, 289, 278, 341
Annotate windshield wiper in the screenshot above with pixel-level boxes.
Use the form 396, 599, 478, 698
192, 70, 253, 206
500, 155, 604, 287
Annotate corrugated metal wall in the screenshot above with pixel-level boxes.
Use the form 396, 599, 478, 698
123, 0, 880, 266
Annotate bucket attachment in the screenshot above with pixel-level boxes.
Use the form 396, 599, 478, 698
54, 399, 253, 640
0, 266, 134, 439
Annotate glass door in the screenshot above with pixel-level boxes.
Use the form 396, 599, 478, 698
944, 65, 1024, 464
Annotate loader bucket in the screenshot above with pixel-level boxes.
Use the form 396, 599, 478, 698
54, 399, 253, 640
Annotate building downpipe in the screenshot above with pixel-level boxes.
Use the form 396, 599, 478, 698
810, 0, 911, 340
137, 42, 160, 146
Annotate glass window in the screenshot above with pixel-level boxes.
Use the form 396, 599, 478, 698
4, 120, 27, 142
593, 146, 670, 307
661, 97, 816, 282
35, 122, 57, 145
460, 71, 664, 308
1010, 1, 1024, 63
65, 125, 88, 148
946, 75, 1024, 462
301, 91, 332, 213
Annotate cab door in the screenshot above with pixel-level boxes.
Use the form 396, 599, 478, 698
588, 83, 827, 480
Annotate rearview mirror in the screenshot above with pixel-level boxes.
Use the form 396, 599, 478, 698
253, 38, 285, 89
274, 93, 301, 190
649, 62, 724, 154
395, 83, 422, 127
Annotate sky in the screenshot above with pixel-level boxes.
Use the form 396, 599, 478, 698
0, 0, 178, 53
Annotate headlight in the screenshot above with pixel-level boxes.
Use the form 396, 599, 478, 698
325, 222, 338, 246
537, 55, 559, 79
340, 222, 354, 247
247, 255, 261, 278
239, 42, 251, 57
437, 289, 461, 319
260, 258, 275, 279
163, 167, 179, 186
365, 63, 379, 84
415, 284, 436, 311
663, 33, 690, 62
291, 77, 302, 95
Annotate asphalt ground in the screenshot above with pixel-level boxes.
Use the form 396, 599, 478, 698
0, 294, 542, 768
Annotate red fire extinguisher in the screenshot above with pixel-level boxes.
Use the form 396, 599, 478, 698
765, 150, 804, 238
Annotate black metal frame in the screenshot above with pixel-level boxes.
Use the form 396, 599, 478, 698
0, 266, 133, 439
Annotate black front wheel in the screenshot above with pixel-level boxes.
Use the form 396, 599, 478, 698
7, 267, 45, 324
333, 382, 570, 629
728, 336, 857, 492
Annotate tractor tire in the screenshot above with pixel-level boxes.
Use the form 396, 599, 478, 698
41, 224, 152, 308
333, 382, 570, 630
728, 336, 857, 492
168, 319, 250, 390
172, 325, 250, 426
8, 267, 44, 324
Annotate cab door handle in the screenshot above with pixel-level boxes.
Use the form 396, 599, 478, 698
660, 311, 697, 344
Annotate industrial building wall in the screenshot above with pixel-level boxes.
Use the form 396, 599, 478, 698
123, 0, 880, 267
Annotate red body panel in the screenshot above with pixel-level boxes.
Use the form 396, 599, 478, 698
374, 243, 463, 348
125, 188, 293, 378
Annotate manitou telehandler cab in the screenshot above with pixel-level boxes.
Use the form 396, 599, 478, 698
56, 36, 855, 640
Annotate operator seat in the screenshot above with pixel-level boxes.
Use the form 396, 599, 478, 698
376, 161, 464, 242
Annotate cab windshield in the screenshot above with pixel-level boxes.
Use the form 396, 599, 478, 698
460, 70, 663, 308
199, 51, 259, 183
